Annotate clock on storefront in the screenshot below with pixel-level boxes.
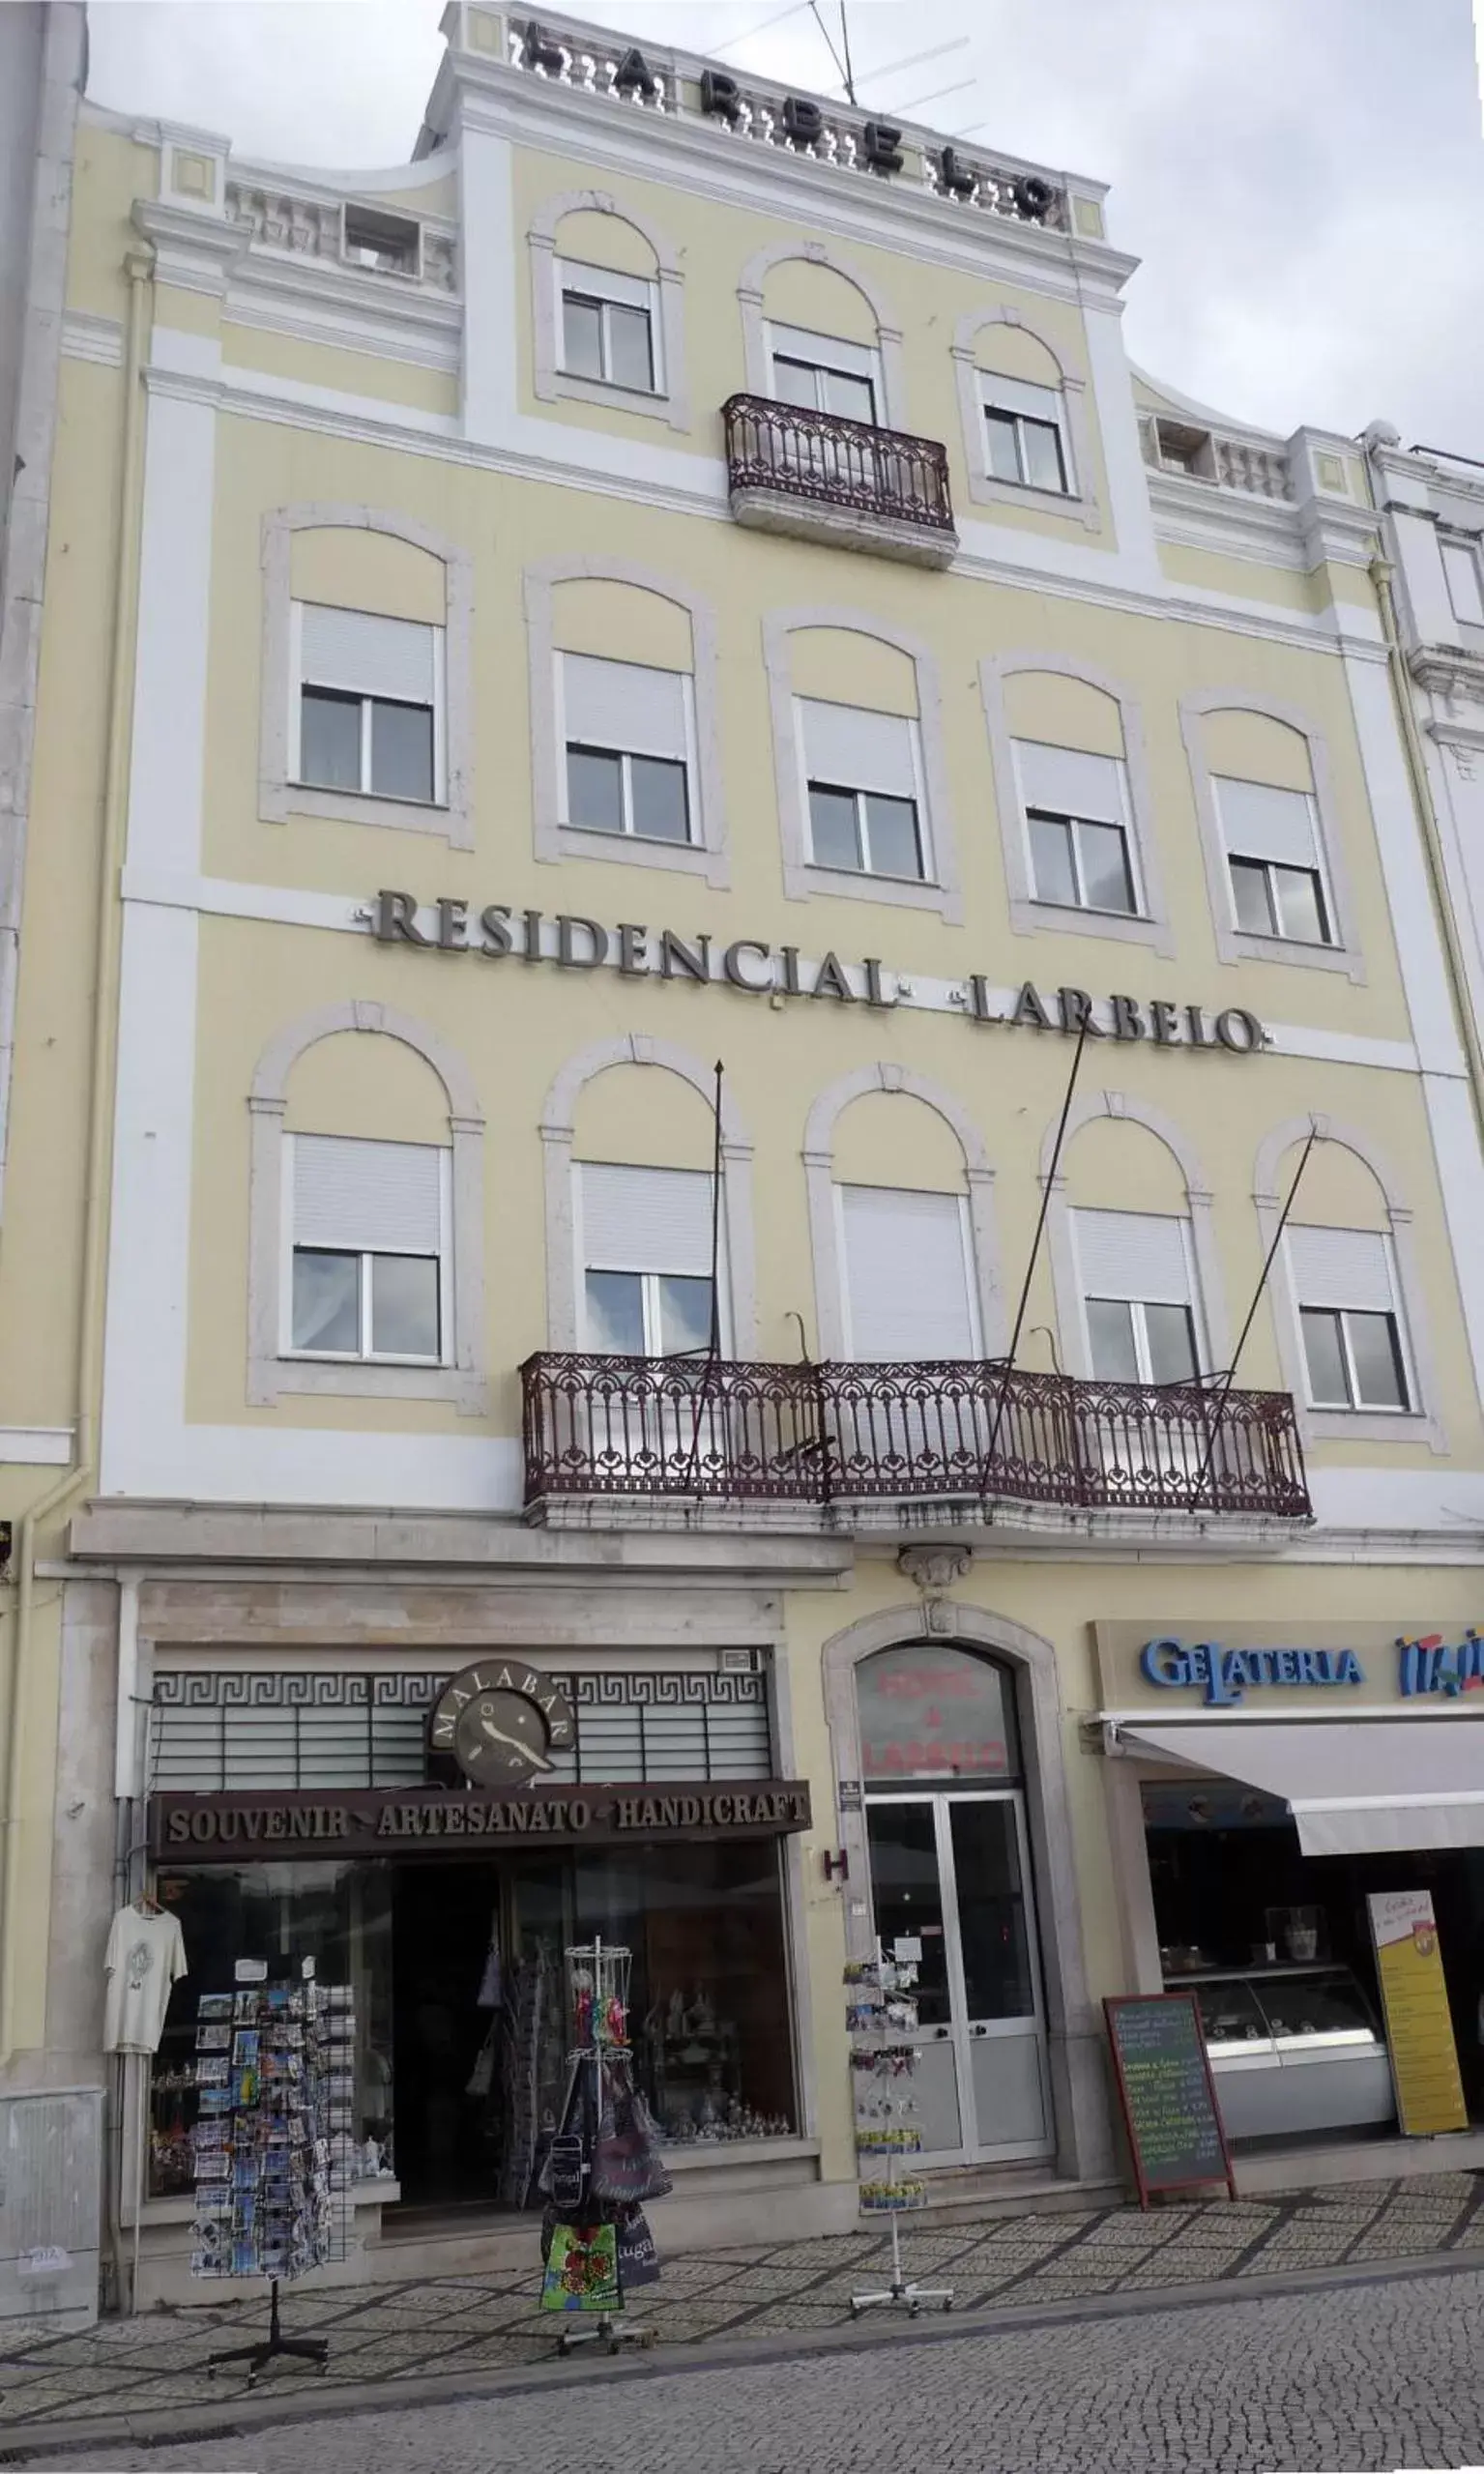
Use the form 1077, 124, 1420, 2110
429, 1661, 577, 1788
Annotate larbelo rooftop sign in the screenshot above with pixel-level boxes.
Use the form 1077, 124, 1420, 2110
369, 891, 1266, 1057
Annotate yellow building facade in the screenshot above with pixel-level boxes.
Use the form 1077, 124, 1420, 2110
4, 2, 1484, 2309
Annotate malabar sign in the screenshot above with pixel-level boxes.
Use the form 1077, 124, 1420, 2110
368, 891, 1266, 1056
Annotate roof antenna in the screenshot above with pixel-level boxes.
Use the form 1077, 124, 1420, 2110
839, 2, 857, 105
807, 0, 850, 97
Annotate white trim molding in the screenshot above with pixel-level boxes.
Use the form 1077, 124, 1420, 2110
524, 555, 728, 886
980, 651, 1171, 954
736, 237, 906, 430
820, 1601, 1113, 2188
247, 998, 487, 1411
1040, 1091, 1228, 1377
528, 186, 689, 432
258, 503, 474, 846
1253, 1113, 1444, 1453
538, 1035, 757, 1353
801, 1062, 1003, 1358
763, 606, 962, 920
1178, 686, 1363, 982
952, 307, 1099, 531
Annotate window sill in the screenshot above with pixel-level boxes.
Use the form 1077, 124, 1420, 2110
1218, 925, 1363, 982
1008, 892, 1174, 956
1302, 1404, 1443, 1454
794, 860, 960, 921
247, 1356, 487, 1414
543, 369, 684, 429
965, 469, 1099, 531
541, 820, 729, 888
264, 778, 470, 848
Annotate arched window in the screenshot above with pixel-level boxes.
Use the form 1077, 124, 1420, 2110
259, 506, 473, 846
738, 243, 905, 429
525, 558, 727, 884
1045, 1101, 1224, 1384
529, 189, 687, 430
981, 655, 1169, 952
855, 1644, 1022, 1785
764, 610, 960, 919
953, 311, 1097, 526
247, 1001, 485, 1409
1180, 690, 1361, 978
1257, 1119, 1440, 1448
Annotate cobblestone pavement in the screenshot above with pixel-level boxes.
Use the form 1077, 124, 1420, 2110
0, 2172, 1479, 2446
30, 2262, 1484, 2472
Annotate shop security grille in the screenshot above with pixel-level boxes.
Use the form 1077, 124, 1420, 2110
149, 1668, 771, 1791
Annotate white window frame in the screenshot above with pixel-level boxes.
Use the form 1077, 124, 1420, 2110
556, 652, 699, 849
1286, 1228, 1414, 1416
1212, 775, 1336, 951
340, 202, 422, 280
1084, 1293, 1200, 1384
572, 1162, 731, 1358
289, 602, 447, 808
797, 699, 933, 887
579, 1266, 723, 1358
979, 373, 1075, 497
1179, 690, 1362, 981
764, 319, 883, 424
1012, 741, 1144, 921
951, 311, 1099, 530
833, 1183, 981, 1363
278, 1138, 453, 1369
556, 255, 663, 396
1440, 535, 1484, 632
1070, 1211, 1206, 1384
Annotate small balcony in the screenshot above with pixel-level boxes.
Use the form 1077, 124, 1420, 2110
521, 1355, 1311, 1528
722, 393, 957, 568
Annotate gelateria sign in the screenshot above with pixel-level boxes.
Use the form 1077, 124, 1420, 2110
151, 1781, 812, 1860
1109, 1626, 1484, 1706
369, 891, 1266, 1056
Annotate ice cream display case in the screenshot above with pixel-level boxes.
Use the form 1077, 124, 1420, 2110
1171, 1965, 1394, 2141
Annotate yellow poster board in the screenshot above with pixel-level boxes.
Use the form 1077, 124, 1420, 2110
1367, 1889, 1468, 2137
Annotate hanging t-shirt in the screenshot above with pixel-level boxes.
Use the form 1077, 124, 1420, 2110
102, 1906, 188, 2054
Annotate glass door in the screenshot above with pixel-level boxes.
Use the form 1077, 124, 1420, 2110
864, 1791, 1052, 2167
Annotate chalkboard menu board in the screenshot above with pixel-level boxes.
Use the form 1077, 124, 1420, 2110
1103, 1994, 1236, 2207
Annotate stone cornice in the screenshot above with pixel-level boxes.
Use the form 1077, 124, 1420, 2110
132, 197, 248, 296
1411, 645, 1484, 700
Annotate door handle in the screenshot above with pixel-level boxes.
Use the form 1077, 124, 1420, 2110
933, 2025, 950, 2040
971, 2024, 988, 2038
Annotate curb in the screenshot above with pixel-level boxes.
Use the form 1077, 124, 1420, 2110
3, 2243, 1484, 2462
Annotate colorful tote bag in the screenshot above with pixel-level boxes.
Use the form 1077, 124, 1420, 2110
539, 2219, 621, 2314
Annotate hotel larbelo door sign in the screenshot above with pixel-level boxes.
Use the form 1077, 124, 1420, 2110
429, 1661, 576, 1788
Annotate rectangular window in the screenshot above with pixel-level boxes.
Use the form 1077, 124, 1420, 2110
341, 203, 422, 277
1014, 742, 1138, 917
295, 605, 440, 805
1286, 1225, 1411, 1411
1074, 1209, 1200, 1383
579, 1163, 720, 1356
768, 322, 879, 423
287, 1135, 447, 1364
560, 653, 694, 845
557, 259, 658, 393
1213, 775, 1333, 946
1441, 539, 1484, 629
838, 1185, 977, 1360
800, 698, 927, 882
981, 375, 1072, 493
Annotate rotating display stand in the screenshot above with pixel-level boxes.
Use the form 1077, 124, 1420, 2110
847, 1947, 953, 2319
545, 1938, 657, 2358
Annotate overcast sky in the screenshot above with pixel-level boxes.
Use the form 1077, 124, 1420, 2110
86, 0, 1484, 458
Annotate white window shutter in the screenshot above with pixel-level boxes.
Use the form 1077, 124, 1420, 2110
581, 1163, 715, 1276
299, 606, 436, 703
1074, 1210, 1191, 1305
1286, 1225, 1394, 1312
293, 1136, 443, 1253
563, 654, 687, 759
1213, 777, 1318, 868
980, 373, 1062, 424
840, 1186, 975, 1359
800, 700, 917, 798
769, 321, 877, 380
1441, 542, 1484, 627
557, 257, 652, 312
1015, 741, 1123, 822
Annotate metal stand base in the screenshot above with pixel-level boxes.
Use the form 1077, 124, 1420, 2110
208, 2280, 329, 2386
850, 2278, 953, 2319
556, 2311, 655, 2357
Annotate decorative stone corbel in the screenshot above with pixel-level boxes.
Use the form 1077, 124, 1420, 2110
896, 1545, 973, 1595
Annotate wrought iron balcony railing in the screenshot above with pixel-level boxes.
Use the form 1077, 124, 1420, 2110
723, 393, 956, 557
521, 1354, 1311, 1522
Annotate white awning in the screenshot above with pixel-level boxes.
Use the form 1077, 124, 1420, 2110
1117, 1718, 1484, 1856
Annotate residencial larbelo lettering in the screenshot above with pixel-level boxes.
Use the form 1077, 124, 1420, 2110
152, 1781, 813, 1859
370, 890, 1266, 1056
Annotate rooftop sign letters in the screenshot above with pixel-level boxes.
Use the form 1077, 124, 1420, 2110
370, 892, 1266, 1058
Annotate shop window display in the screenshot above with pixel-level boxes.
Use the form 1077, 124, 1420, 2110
150, 1864, 393, 2198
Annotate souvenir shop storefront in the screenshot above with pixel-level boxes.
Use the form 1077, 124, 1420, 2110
1094, 1622, 1484, 2170
135, 1648, 813, 2288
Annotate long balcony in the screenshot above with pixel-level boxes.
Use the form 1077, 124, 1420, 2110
723, 393, 957, 568
521, 1355, 1311, 1527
